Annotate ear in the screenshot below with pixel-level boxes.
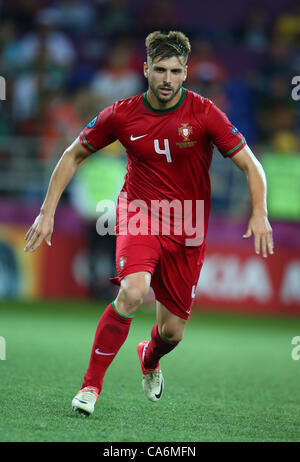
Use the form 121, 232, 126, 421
183, 65, 188, 81
143, 62, 149, 78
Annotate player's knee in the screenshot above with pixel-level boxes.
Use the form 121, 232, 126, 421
115, 272, 151, 316
116, 283, 148, 315
123, 285, 147, 309
160, 325, 184, 344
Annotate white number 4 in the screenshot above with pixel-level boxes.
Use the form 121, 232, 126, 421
154, 139, 172, 163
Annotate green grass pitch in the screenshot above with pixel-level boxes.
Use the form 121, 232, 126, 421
1, 300, 300, 442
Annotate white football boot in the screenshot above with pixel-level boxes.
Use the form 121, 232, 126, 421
71, 386, 99, 416
137, 341, 164, 402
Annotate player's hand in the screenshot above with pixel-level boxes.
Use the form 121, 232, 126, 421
243, 214, 274, 258
24, 213, 54, 253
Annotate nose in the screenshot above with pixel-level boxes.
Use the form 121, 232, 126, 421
163, 70, 172, 85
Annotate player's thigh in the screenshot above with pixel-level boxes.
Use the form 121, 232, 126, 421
156, 301, 187, 343
152, 239, 204, 320
114, 233, 161, 283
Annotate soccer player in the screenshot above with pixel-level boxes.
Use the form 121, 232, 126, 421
24, 31, 274, 416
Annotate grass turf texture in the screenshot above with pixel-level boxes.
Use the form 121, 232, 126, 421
0, 300, 300, 442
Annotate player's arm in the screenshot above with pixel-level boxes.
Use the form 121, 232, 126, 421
231, 144, 274, 258
24, 137, 91, 253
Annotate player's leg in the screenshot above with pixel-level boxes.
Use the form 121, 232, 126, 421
145, 301, 186, 368
137, 302, 186, 402
72, 271, 151, 416
137, 237, 205, 402
157, 300, 186, 343
82, 271, 151, 388
114, 271, 152, 317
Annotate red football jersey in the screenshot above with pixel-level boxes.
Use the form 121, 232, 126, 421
79, 88, 246, 246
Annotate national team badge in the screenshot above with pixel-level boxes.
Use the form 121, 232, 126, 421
176, 123, 197, 148
178, 123, 193, 142
119, 256, 127, 270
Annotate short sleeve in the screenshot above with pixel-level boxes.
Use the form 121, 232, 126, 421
205, 102, 246, 158
79, 104, 117, 153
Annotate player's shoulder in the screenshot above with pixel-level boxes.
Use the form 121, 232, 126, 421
89, 94, 143, 129
185, 89, 213, 115
113, 93, 143, 116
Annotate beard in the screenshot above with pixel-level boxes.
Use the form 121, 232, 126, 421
149, 80, 182, 105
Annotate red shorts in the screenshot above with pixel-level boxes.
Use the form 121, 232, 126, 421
110, 234, 205, 320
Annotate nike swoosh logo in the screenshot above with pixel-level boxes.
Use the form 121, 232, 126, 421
155, 382, 163, 399
95, 349, 115, 356
77, 399, 88, 404
130, 134, 148, 141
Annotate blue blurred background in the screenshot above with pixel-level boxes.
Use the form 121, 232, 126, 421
0, 0, 299, 315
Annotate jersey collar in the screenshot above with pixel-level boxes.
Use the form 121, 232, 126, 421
143, 87, 186, 114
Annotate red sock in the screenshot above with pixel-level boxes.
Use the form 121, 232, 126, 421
82, 302, 133, 392
143, 323, 179, 370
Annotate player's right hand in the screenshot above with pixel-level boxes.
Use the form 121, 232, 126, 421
24, 213, 54, 253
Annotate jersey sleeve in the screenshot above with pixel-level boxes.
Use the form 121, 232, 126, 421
204, 101, 246, 158
79, 104, 117, 153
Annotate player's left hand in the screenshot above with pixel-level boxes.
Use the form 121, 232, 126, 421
243, 214, 274, 258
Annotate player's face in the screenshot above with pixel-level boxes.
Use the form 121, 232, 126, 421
144, 56, 187, 108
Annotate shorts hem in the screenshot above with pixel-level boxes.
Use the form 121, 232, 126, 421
110, 264, 155, 286
154, 296, 190, 320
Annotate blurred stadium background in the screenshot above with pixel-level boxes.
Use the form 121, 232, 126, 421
0, 0, 299, 315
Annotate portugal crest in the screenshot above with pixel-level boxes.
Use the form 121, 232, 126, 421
119, 256, 127, 270
178, 123, 193, 142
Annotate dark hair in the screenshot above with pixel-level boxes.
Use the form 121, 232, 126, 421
145, 30, 191, 64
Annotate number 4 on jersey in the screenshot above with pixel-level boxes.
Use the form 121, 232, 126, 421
154, 139, 172, 163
